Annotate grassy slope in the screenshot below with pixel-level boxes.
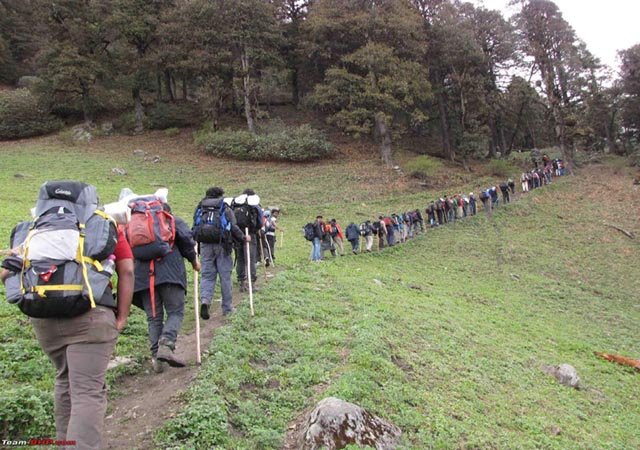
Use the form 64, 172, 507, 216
1, 134, 639, 448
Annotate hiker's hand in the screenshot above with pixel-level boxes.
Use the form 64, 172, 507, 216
244, 235, 252, 242
192, 260, 201, 272
115, 315, 128, 332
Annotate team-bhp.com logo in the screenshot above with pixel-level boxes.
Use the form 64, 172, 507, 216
2, 439, 77, 446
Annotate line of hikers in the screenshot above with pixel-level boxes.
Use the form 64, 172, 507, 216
304, 161, 563, 260
0, 182, 279, 449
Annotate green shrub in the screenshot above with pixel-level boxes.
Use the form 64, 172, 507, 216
164, 127, 180, 137
485, 159, 516, 178
404, 155, 444, 180
145, 102, 202, 130
0, 386, 54, 438
0, 89, 62, 139
113, 112, 138, 134
195, 125, 334, 162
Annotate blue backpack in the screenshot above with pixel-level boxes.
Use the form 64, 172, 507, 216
193, 198, 231, 244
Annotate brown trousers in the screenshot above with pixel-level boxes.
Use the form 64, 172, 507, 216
31, 306, 118, 450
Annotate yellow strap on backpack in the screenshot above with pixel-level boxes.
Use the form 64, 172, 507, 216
31, 285, 83, 297
78, 225, 96, 309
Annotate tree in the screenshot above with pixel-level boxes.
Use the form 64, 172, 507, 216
307, 0, 431, 166
619, 44, 640, 147
36, 0, 114, 123
110, 0, 174, 132
514, 0, 600, 171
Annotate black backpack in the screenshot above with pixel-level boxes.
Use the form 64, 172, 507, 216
233, 202, 260, 233
370, 221, 380, 235
193, 198, 231, 244
303, 223, 315, 241
359, 222, 371, 236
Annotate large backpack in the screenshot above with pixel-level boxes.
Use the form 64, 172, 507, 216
125, 196, 175, 261
370, 221, 380, 235
233, 197, 260, 234
4, 181, 117, 318
303, 223, 315, 241
359, 222, 371, 236
193, 198, 231, 244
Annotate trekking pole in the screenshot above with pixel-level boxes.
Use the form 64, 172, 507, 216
193, 245, 201, 365
280, 230, 284, 249
263, 234, 275, 267
245, 227, 255, 317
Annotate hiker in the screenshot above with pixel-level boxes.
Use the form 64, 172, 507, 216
233, 189, 263, 292
456, 195, 464, 219
345, 222, 360, 254
329, 218, 345, 256
1, 181, 134, 450
469, 193, 477, 216
490, 186, 499, 207
508, 178, 516, 194
384, 215, 394, 246
263, 207, 279, 266
499, 182, 510, 204
132, 202, 200, 372
427, 203, 436, 227
360, 220, 374, 252
194, 187, 248, 319
480, 189, 491, 215
377, 216, 388, 250
311, 215, 325, 261
521, 172, 529, 192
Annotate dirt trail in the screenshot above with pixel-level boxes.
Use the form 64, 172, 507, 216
103, 297, 234, 450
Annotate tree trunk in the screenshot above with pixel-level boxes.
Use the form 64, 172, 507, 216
156, 75, 162, 101
291, 66, 300, 106
182, 78, 188, 100
210, 81, 220, 131
164, 70, 175, 102
374, 113, 393, 167
437, 90, 453, 161
240, 47, 255, 133
133, 87, 144, 133
80, 81, 93, 124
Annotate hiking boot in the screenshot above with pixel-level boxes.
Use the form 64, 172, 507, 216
200, 303, 210, 320
156, 344, 186, 368
265, 259, 271, 267
238, 280, 247, 292
223, 307, 236, 316
151, 357, 166, 374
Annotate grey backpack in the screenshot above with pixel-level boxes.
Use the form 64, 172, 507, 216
4, 181, 118, 318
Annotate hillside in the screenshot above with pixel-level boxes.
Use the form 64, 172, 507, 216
0, 133, 639, 449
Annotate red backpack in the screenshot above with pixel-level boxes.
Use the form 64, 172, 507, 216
125, 196, 175, 317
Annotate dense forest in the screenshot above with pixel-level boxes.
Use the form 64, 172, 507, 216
1, 0, 639, 168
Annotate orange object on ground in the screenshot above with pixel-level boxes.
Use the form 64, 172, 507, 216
594, 352, 640, 371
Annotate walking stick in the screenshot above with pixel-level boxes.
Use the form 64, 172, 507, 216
193, 246, 201, 365
263, 233, 275, 267
280, 230, 284, 249
245, 228, 255, 317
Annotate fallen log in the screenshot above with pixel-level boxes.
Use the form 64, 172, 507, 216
604, 223, 636, 239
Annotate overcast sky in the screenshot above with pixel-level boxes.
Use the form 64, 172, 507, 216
472, 0, 640, 70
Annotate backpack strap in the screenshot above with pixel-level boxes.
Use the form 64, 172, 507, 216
149, 259, 157, 318
78, 223, 96, 309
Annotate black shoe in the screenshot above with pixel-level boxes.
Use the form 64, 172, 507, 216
265, 259, 270, 267
200, 303, 210, 320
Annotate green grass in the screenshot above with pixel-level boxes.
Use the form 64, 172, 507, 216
1, 136, 639, 448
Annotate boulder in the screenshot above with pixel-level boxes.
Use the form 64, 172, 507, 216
71, 125, 92, 143
292, 397, 401, 450
543, 363, 580, 389
101, 122, 114, 136
111, 168, 127, 176
16, 76, 43, 89
133, 149, 145, 156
